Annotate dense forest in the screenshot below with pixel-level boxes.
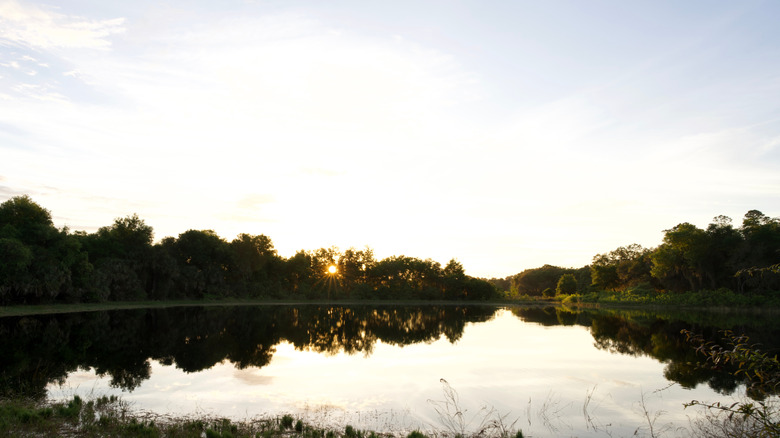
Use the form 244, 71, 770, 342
0, 195, 496, 305
2, 195, 779, 305
491, 210, 780, 298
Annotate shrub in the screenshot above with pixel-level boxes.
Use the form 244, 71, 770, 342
683, 329, 780, 437
280, 414, 294, 430
55, 395, 82, 420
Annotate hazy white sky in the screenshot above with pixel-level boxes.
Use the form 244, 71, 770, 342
2, 0, 779, 278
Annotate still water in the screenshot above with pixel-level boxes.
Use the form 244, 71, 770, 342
2, 305, 777, 437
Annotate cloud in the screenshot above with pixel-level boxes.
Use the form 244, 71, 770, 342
10, 82, 65, 101
0, 185, 24, 200
237, 194, 275, 209
112, 14, 479, 131
0, 0, 125, 49
233, 369, 274, 386
300, 167, 344, 177
211, 194, 279, 226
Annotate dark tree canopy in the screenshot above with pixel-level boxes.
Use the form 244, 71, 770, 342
497, 211, 780, 298
0, 195, 498, 305
2, 194, 777, 304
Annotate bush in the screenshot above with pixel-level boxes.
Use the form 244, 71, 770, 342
55, 395, 82, 420
683, 329, 780, 437
280, 414, 294, 430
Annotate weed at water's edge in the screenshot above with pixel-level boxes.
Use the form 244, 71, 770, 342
427, 379, 523, 438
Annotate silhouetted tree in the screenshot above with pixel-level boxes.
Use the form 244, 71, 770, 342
169, 230, 232, 298
511, 265, 572, 296
591, 244, 654, 291
0, 196, 90, 303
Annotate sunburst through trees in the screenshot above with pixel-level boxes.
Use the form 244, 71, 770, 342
320, 264, 341, 299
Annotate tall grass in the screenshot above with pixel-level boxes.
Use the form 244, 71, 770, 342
4, 376, 776, 438
0, 395, 382, 438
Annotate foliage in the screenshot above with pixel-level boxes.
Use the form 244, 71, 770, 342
558, 287, 780, 308
0, 196, 92, 304
683, 330, 780, 398
510, 265, 569, 296
555, 273, 577, 295
506, 210, 780, 303
0, 392, 527, 438
0, 196, 499, 306
735, 264, 780, 295
280, 414, 294, 430
0, 395, 301, 437
683, 329, 780, 437
5, 195, 779, 307
650, 212, 780, 294
591, 243, 654, 291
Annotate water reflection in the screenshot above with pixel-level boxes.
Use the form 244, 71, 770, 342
1, 305, 777, 401
511, 306, 780, 397
0, 305, 496, 397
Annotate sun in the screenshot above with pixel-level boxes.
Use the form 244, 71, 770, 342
327, 265, 337, 274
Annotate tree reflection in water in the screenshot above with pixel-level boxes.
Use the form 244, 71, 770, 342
1, 305, 777, 401
0, 305, 496, 398
511, 306, 780, 398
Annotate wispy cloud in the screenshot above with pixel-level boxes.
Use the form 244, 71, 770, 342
10, 82, 63, 101
0, 0, 124, 49
300, 167, 344, 177
0, 185, 25, 199
237, 194, 275, 209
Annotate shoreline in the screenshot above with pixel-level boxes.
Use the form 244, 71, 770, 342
2, 296, 778, 318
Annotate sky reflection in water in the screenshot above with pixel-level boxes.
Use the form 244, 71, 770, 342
48, 309, 735, 437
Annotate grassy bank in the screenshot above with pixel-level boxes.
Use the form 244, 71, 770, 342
0, 395, 529, 438
0, 395, 385, 438
3, 392, 776, 438
557, 287, 780, 308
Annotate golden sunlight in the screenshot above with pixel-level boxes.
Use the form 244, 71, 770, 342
327, 265, 338, 274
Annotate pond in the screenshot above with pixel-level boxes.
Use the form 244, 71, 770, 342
1, 304, 778, 437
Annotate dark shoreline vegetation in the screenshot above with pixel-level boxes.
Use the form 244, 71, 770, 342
487, 209, 780, 307
1, 195, 779, 308
0, 394, 416, 438
0, 195, 497, 306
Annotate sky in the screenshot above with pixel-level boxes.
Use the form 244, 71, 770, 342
1, 0, 779, 278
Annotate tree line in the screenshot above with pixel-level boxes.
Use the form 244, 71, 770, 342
491, 210, 780, 298
0, 195, 497, 305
